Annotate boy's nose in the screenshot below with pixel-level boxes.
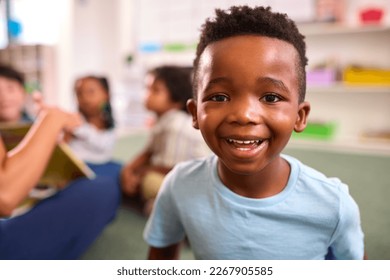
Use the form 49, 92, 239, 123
227, 97, 260, 125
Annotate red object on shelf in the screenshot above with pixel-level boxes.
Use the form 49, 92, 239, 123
360, 8, 384, 24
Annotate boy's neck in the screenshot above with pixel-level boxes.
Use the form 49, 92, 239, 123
217, 155, 290, 199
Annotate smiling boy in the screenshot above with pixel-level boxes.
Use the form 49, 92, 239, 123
143, 6, 364, 260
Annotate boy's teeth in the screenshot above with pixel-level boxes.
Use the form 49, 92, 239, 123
227, 139, 261, 144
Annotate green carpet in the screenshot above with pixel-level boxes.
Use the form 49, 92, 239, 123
81, 205, 194, 260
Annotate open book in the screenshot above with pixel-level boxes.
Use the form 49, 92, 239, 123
0, 123, 96, 216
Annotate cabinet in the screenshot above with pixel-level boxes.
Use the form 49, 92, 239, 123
287, 23, 390, 156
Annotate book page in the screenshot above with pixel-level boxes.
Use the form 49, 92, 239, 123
0, 122, 96, 186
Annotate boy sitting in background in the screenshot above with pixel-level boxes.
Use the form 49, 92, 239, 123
121, 65, 210, 215
143, 6, 364, 259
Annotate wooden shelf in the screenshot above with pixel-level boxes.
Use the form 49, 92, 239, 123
287, 137, 390, 157
298, 22, 390, 36
307, 83, 390, 94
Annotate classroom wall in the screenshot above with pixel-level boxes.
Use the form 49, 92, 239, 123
69, 0, 134, 111
3, 0, 135, 111
3, 0, 390, 142
5, 0, 390, 111
68, 0, 390, 135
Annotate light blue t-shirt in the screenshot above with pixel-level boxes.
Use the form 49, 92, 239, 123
144, 154, 364, 259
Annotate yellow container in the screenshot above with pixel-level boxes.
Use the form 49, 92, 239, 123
343, 67, 390, 85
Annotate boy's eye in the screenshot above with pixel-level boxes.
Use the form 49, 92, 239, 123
209, 94, 229, 102
261, 94, 281, 103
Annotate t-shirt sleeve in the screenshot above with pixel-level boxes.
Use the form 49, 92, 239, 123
143, 168, 186, 247
329, 183, 365, 259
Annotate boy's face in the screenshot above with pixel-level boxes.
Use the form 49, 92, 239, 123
188, 35, 310, 176
0, 76, 26, 122
144, 74, 180, 117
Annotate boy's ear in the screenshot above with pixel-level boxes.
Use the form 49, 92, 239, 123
186, 98, 199, 129
294, 101, 310, 133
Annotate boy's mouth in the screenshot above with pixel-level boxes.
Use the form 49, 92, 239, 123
226, 138, 265, 151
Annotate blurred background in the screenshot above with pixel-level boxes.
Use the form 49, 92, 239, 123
1, 0, 389, 151
1, 0, 389, 259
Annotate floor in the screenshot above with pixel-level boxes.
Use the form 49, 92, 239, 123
81, 132, 390, 260
81, 203, 194, 260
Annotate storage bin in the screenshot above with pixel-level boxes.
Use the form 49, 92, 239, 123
292, 122, 337, 140
307, 69, 337, 86
343, 67, 390, 85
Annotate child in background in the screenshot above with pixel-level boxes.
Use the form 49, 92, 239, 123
143, 6, 364, 259
0, 64, 120, 259
121, 65, 210, 215
0, 65, 33, 123
66, 75, 122, 181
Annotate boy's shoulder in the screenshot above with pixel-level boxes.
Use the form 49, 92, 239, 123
282, 154, 348, 194
172, 154, 215, 175
162, 155, 215, 196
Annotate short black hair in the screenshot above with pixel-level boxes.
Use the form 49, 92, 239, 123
149, 65, 193, 112
0, 64, 25, 86
75, 75, 115, 129
193, 5, 307, 103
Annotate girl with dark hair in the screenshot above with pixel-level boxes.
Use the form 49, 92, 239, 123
66, 76, 116, 162
66, 75, 122, 187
